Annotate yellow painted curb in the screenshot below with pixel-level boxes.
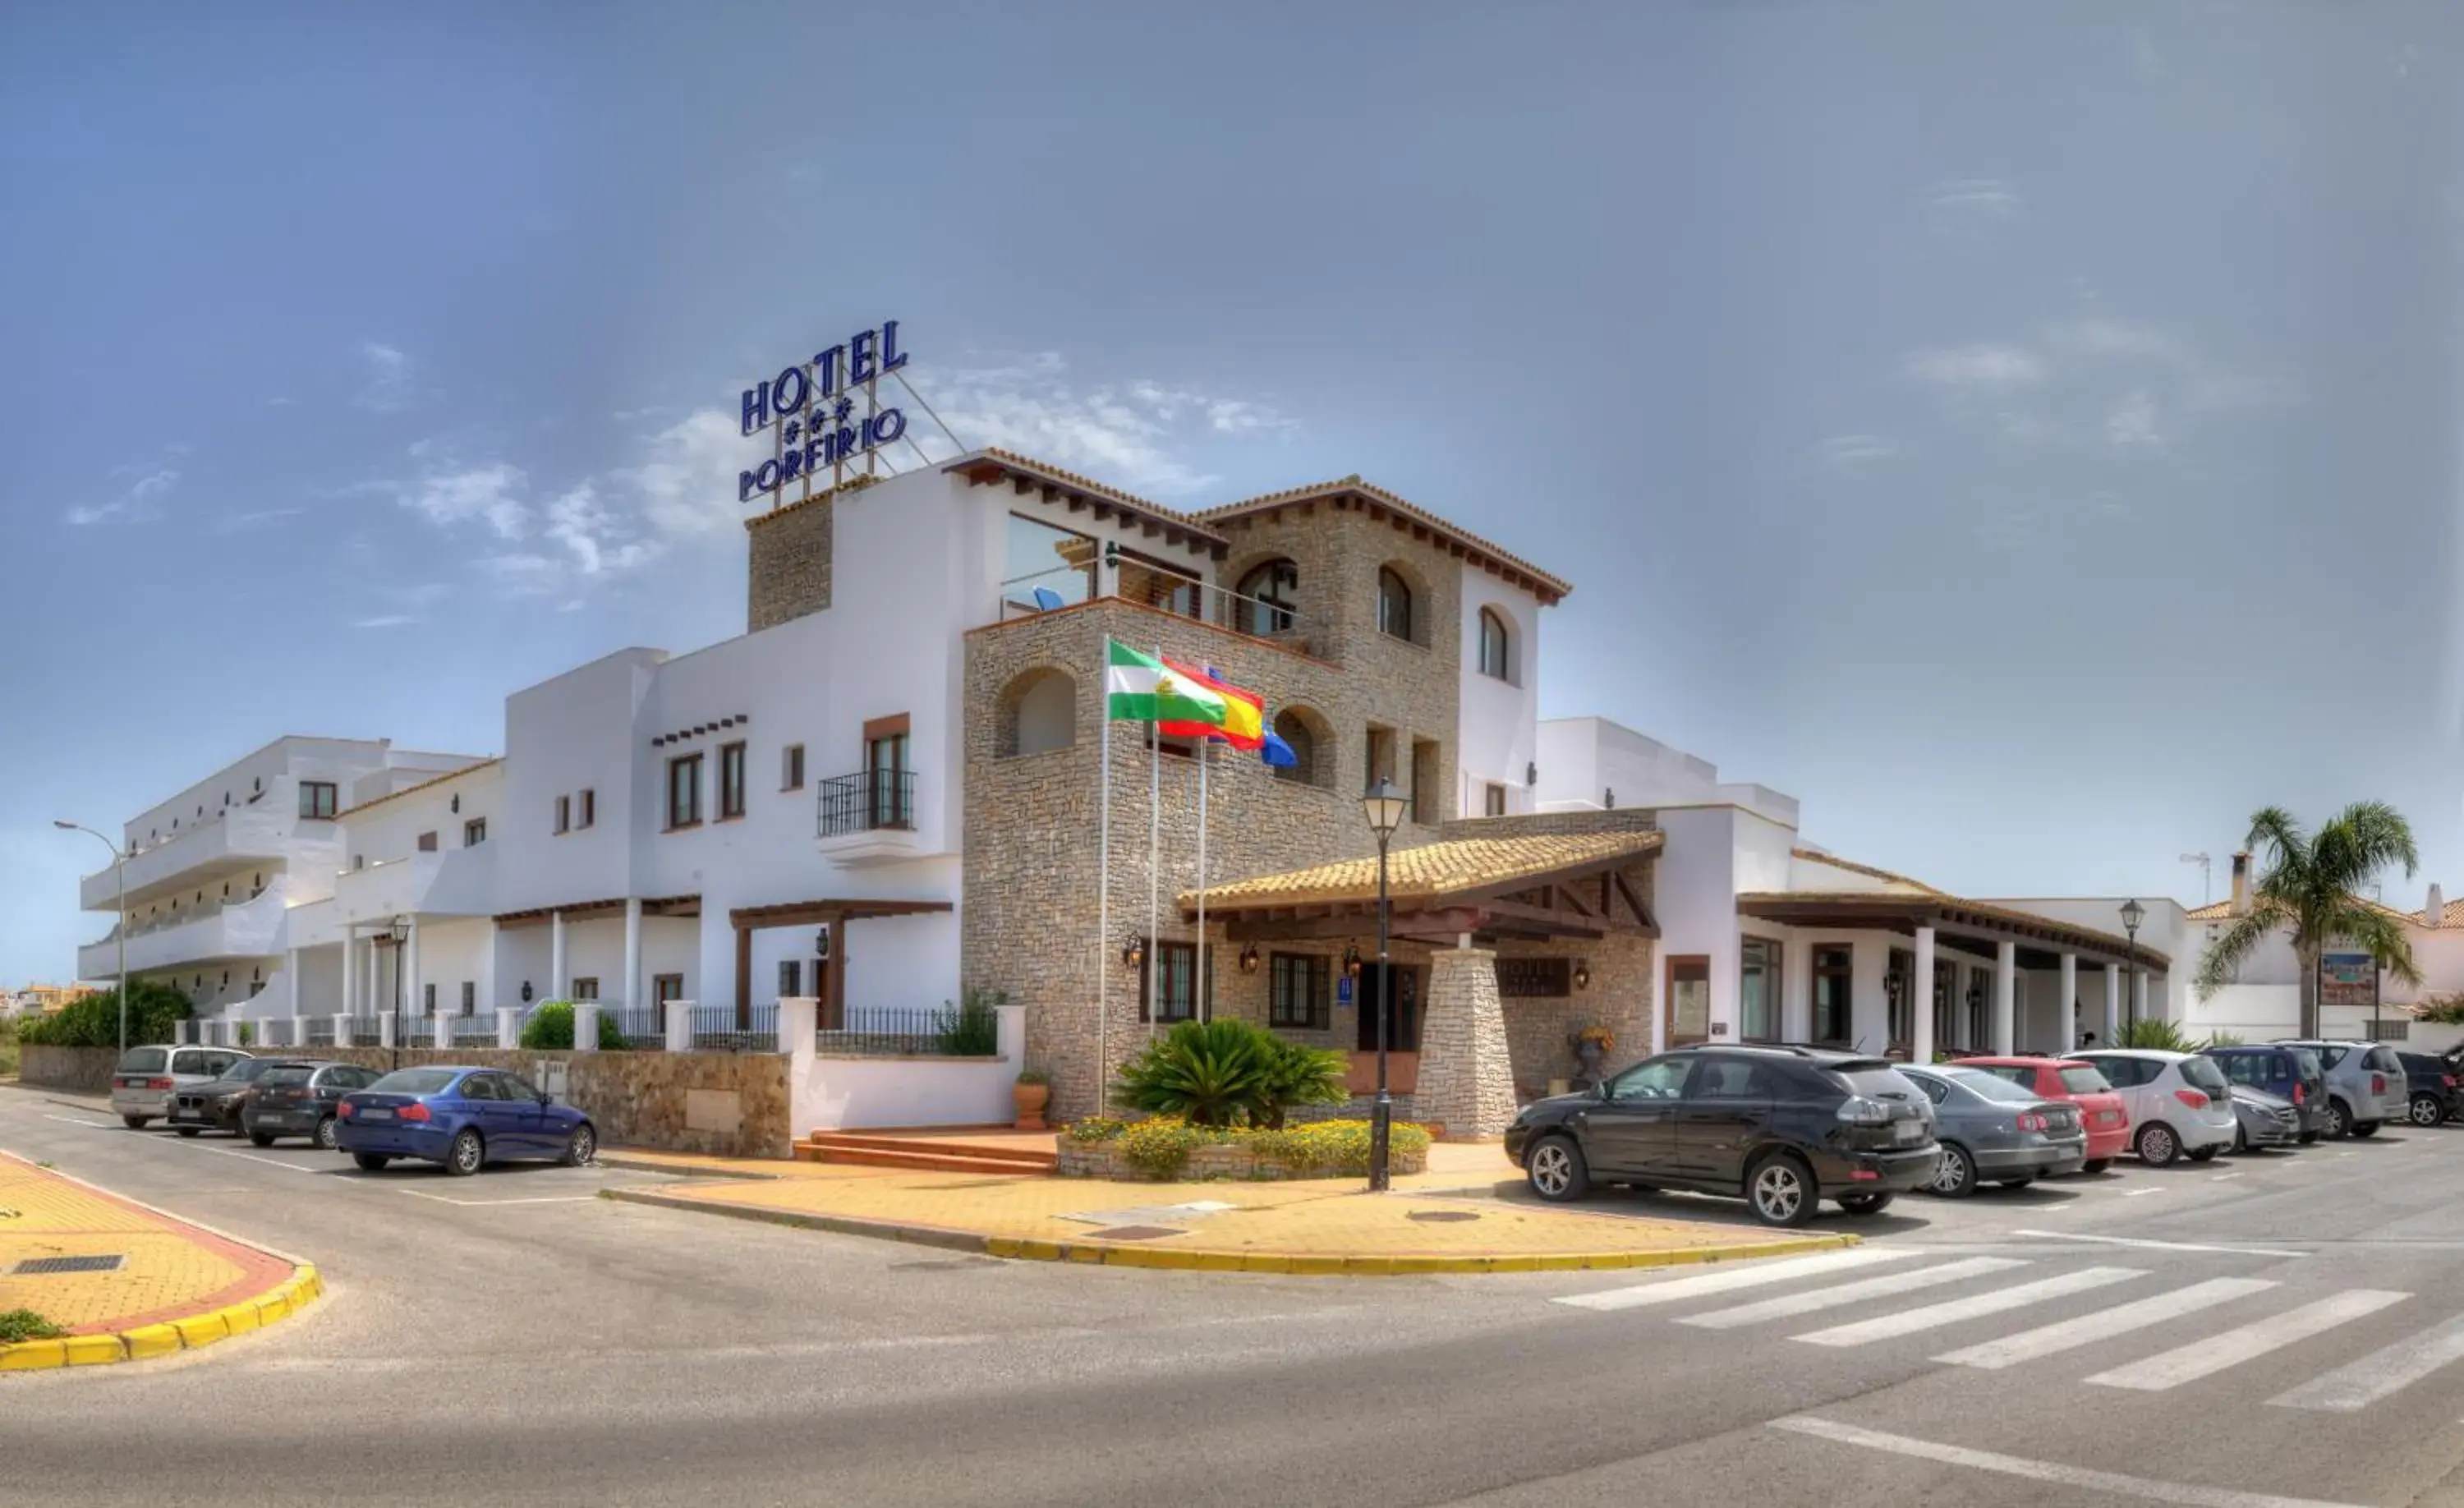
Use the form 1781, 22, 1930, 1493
0, 1263, 323, 1375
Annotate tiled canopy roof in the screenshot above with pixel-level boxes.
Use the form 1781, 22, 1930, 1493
1184, 830, 1660, 913
1193, 475, 1574, 605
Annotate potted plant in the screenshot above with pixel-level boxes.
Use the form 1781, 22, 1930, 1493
1013, 1065, 1052, 1130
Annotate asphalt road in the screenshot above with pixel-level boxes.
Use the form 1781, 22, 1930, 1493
7, 1083, 2464, 1508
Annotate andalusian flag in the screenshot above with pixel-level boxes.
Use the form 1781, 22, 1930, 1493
1105, 641, 1227, 725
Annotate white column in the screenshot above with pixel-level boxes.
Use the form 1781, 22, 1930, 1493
623, 899, 644, 1018
365, 940, 380, 1021
290, 1014, 308, 1048
549, 911, 568, 1000
405, 922, 423, 1026
664, 996, 692, 1053
780, 993, 816, 1138
342, 932, 358, 1020
495, 1007, 520, 1048
575, 1001, 600, 1053
1992, 940, 2016, 1055
379, 1010, 397, 1049
2131, 970, 2148, 1030
1911, 926, 1935, 1064
286, 947, 303, 1018
1850, 938, 1890, 1053
1781, 935, 1814, 1044
2058, 953, 2078, 1053
331, 1012, 351, 1047
2102, 963, 2120, 1046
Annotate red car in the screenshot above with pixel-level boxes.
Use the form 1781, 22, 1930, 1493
1955, 1056, 2131, 1173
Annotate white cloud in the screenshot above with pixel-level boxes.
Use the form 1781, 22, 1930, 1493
1924, 177, 2026, 238
1903, 345, 2046, 389
625, 410, 747, 538
2105, 389, 2163, 449
266, 396, 297, 407
216, 506, 306, 532
1814, 434, 1898, 469
1901, 316, 2292, 455
400, 462, 529, 540
356, 341, 414, 413
543, 482, 653, 577
352, 615, 416, 629
65, 468, 178, 526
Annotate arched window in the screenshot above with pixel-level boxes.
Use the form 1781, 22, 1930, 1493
1377, 567, 1414, 643
1236, 559, 1299, 634
1271, 706, 1332, 789
1478, 608, 1511, 681
997, 668, 1078, 757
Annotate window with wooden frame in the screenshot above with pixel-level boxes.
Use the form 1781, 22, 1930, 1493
1138, 940, 1209, 1023
1887, 947, 1915, 1052
460, 981, 476, 1016
422, 983, 437, 1015
1812, 945, 1854, 1045
1478, 608, 1511, 680
1483, 782, 1508, 817
718, 741, 747, 820
666, 753, 703, 830
463, 817, 486, 847
1410, 739, 1441, 825
1933, 959, 1957, 1051
578, 788, 595, 829
554, 795, 571, 834
863, 714, 912, 828
1740, 937, 1781, 1043
299, 781, 338, 819
779, 959, 802, 999
416, 831, 439, 853
1965, 970, 1988, 1051
782, 743, 806, 791
1377, 567, 1414, 642
1269, 954, 1331, 1031
654, 973, 684, 1005
572, 977, 599, 1001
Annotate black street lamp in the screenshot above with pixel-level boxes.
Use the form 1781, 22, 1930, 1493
388, 915, 411, 1072
2119, 898, 2146, 1045
1360, 777, 1410, 1192
53, 821, 127, 1055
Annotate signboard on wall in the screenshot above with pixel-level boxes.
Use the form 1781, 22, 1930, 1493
1496, 958, 1572, 998
2320, 951, 2379, 1009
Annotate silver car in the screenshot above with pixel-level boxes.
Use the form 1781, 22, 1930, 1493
2227, 1084, 2302, 1152
1900, 1064, 2089, 1195
2273, 1039, 2409, 1138
108, 1044, 253, 1129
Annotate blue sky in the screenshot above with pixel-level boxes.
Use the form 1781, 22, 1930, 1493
3, 2, 2458, 982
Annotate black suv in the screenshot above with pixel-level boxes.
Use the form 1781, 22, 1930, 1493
1504, 1046, 1938, 1226
2398, 1051, 2462, 1128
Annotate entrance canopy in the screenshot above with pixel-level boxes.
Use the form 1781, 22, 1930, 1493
1734, 891, 2167, 972
1185, 831, 1661, 945
728, 896, 955, 1019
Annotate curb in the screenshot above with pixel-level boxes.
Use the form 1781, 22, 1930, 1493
600, 1186, 1858, 1275
0, 1267, 323, 1372
596, 1152, 782, 1182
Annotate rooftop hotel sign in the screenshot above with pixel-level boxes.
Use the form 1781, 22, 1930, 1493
738, 320, 911, 503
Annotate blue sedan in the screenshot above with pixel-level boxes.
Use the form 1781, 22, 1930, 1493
335, 1066, 597, 1175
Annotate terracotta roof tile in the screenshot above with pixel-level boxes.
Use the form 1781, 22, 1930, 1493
1184, 831, 1659, 912
1192, 476, 1573, 604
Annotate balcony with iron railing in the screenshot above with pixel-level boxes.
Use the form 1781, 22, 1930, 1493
80, 885, 286, 979
814, 770, 918, 867
995, 561, 1323, 657
82, 796, 293, 911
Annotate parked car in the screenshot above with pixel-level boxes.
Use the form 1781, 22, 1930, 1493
2397, 1051, 2462, 1128
1898, 1064, 2089, 1195
108, 1045, 254, 1129
167, 1055, 297, 1136
1953, 1055, 2131, 1173
2272, 1040, 2409, 1138
2070, 1050, 2239, 1165
241, 1061, 386, 1149
335, 1065, 597, 1175
2204, 1045, 2331, 1143
1505, 1045, 1938, 1227
2225, 1083, 2303, 1152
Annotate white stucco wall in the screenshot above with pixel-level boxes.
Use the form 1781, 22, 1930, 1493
1457, 573, 1542, 816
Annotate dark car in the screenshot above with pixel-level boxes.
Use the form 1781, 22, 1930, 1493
167, 1056, 299, 1136
2204, 1046, 2330, 1142
1504, 1046, 1938, 1227
2397, 1051, 2462, 1128
1898, 1064, 2088, 1194
336, 1065, 597, 1175
241, 1061, 386, 1149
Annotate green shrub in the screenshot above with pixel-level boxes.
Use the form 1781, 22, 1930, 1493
2119, 1018, 2198, 1052
0, 1309, 64, 1344
518, 1001, 631, 1051
2202, 1031, 2246, 1049
935, 987, 1004, 1056
1114, 1019, 1272, 1127
1245, 1120, 1432, 1174
1064, 1116, 1127, 1144
1115, 1117, 1211, 1177
0, 1018, 17, 1078
2416, 994, 2464, 1025
1250, 1036, 1351, 1129
16, 982, 191, 1049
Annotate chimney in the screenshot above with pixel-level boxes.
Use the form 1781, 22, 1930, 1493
2229, 851, 2252, 916
2428, 885, 2446, 929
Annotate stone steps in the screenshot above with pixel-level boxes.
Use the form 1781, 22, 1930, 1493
795, 1130, 1056, 1176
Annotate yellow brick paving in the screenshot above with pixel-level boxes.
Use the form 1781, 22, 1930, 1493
0, 1152, 319, 1370
602, 1155, 1855, 1274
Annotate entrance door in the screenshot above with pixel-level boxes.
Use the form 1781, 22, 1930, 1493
1354, 963, 1420, 1052
1664, 956, 1711, 1048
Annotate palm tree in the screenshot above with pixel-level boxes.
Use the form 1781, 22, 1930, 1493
2195, 802, 2423, 1038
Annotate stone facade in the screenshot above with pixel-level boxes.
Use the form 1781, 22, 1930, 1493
1056, 1137, 1428, 1181
21, 1045, 117, 1095
1414, 948, 1515, 1139
320, 1046, 793, 1159
744, 480, 857, 631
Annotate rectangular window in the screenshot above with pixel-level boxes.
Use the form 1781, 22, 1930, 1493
554, 795, 571, 834
1001, 512, 1100, 614
422, 982, 436, 1015
572, 977, 600, 1002
779, 959, 802, 999
299, 781, 338, 819
719, 741, 747, 819
1887, 947, 1915, 1052
416, 831, 438, 853
1139, 941, 1208, 1023
460, 981, 476, 1016
578, 788, 595, 829
1269, 954, 1331, 1031
783, 743, 806, 791
1740, 937, 1781, 1043
1813, 946, 1854, 1045
1483, 783, 1508, 817
667, 754, 703, 830
1965, 971, 1988, 1051
463, 817, 486, 847
865, 715, 912, 828
1411, 738, 1441, 825
1666, 955, 1711, 1046
654, 973, 684, 1005
1933, 959, 1956, 1052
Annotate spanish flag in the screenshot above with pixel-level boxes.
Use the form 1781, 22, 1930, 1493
1159, 660, 1265, 751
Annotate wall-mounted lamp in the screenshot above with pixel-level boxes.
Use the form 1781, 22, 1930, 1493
1238, 943, 1260, 974
816, 926, 832, 962
521, 982, 534, 1003
1121, 934, 1147, 969
1526, 761, 1538, 788
1603, 787, 1616, 810
1573, 960, 1591, 991
1342, 944, 1363, 979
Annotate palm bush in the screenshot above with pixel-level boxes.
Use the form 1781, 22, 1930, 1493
2119, 1018, 2198, 1052
1249, 1035, 1351, 1129
1114, 1019, 1271, 1127
2197, 803, 2422, 1038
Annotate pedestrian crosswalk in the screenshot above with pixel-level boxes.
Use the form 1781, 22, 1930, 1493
1552, 1251, 2464, 1415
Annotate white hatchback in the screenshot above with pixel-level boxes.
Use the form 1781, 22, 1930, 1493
2071, 1050, 2239, 1165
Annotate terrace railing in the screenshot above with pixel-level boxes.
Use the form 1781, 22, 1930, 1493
815, 1003, 1000, 1059
689, 1003, 778, 1052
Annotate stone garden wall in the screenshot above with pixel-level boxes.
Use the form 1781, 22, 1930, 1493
1056, 1138, 1428, 1182
19, 1045, 118, 1096
322, 1046, 793, 1160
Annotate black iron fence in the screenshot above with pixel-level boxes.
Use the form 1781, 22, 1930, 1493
306, 1019, 337, 1047
690, 1003, 778, 1052
815, 1003, 1000, 1059
816, 770, 915, 839
448, 1015, 498, 1047
598, 1005, 663, 1048
346, 1016, 384, 1047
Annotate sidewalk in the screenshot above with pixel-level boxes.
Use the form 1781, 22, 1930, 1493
0, 1150, 321, 1370
600, 1147, 1854, 1275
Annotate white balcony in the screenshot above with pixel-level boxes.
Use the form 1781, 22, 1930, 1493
81, 803, 293, 911
331, 845, 496, 926
814, 771, 922, 868
80, 886, 286, 979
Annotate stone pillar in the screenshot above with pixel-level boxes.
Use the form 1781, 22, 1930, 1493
332, 1012, 352, 1047
1911, 926, 1935, 1065
549, 911, 568, 1000
1992, 940, 2016, 1056
2058, 953, 2078, 1054
1415, 947, 1516, 1141
496, 1007, 520, 1049
664, 997, 692, 1053
379, 1010, 397, 1049
623, 898, 644, 1019
575, 1001, 600, 1053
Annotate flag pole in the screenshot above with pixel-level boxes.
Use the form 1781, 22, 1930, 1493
1096, 635, 1111, 1109
1196, 737, 1209, 1023
1148, 644, 1162, 1038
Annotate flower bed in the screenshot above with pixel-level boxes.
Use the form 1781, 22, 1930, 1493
1058, 1117, 1431, 1181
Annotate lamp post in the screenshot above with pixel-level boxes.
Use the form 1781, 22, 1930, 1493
1360, 777, 1409, 1193
388, 915, 411, 1073
53, 821, 129, 1054
2119, 898, 2146, 1045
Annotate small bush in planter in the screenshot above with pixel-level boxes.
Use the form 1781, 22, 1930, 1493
1064, 1116, 1127, 1144
1113, 1018, 1348, 1129
518, 1001, 631, 1051
1115, 1117, 1213, 1178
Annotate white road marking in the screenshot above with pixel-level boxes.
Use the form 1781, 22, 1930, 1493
1551, 1248, 1919, 1312
40, 1114, 117, 1129
2208, 1172, 2245, 1182
2269, 1313, 2464, 1412
177, 1142, 326, 1174
2085, 1290, 2411, 1391
2008, 1229, 2310, 1258
1768, 1415, 2371, 1508
1791, 1267, 2144, 1348
1934, 1277, 2278, 1369
394, 1188, 600, 1207
2122, 1186, 2164, 1197
1677, 1257, 2025, 1331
